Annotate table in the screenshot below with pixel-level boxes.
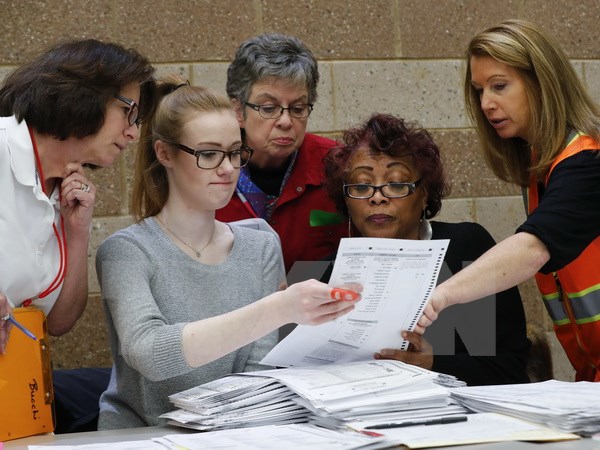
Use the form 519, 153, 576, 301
3, 426, 599, 449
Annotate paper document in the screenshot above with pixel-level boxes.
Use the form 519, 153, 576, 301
450, 379, 600, 436
261, 237, 448, 367
163, 360, 461, 432
367, 412, 579, 448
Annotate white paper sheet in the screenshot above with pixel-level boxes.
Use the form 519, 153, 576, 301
158, 424, 383, 449
361, 412, 579, 449
261, 237, 449, 367
245, 360, 440, 406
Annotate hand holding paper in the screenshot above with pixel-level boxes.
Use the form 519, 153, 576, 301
278, 279, 361, 326
261, 237, 449, 367
375, 330, 433, 370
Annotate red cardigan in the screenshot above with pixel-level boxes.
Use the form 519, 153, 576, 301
216, 133, 346, 273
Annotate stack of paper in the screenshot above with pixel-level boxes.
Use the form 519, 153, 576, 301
162, 376, 309, 430
162, 360, 466, 431
450, 379, 600, 436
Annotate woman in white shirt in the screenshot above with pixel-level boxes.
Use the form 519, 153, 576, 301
0, 39, 155, 347
0, 38, 156, 433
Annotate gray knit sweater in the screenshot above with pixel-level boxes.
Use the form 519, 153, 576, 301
95, 218, 280, 430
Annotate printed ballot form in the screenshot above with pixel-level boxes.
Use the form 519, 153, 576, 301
261, 237, 449, 367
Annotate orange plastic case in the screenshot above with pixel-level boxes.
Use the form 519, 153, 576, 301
0, 307, 54, 441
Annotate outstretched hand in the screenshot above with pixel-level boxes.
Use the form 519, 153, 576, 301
414, 287, 451, 334
279, 279, 362, 326
374, 330, 433, 370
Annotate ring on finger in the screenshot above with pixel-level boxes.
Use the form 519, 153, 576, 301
80, 182, 91, 193
1, 313, 9, 321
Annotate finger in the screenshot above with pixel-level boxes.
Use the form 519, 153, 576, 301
310, 304, 355, 325
336, 282, 364, 293
402, 331, 425, 351
320, 300, 359, 315
377, 348, 404, 358
62, 163, 86, 179
375, 349, 412, 363
61, 179, 95, 207
62, 177, 94, 194
413, 323, 426, 335
305, 280, 360, 303
330, 287, 361, 301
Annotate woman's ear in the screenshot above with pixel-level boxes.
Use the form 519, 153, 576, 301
232, 99, 245, 128
155, 140, 174, 168
421, 188, 429, 212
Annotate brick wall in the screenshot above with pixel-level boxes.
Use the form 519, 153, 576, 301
3, 0, 598, 379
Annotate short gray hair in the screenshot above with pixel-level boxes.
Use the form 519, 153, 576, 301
226, 33, 319, 105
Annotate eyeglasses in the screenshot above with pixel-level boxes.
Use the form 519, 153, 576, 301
343, 178, 423, 199
167, 142, 254, 169
114, 94, 140, 127
245, 102, 314, 119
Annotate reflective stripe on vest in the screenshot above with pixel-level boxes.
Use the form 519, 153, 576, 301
542, 284, 600, 325
528, 133, 600, 381
541, 294, 568, 324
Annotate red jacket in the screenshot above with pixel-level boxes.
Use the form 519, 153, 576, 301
529, 133, 600, 381
216, 133, 346, 273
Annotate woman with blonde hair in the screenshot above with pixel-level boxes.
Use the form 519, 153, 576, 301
96, 75, 360, 429
419, 19, 600, 382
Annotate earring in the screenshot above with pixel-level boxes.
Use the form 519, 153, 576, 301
418, 209, 432, 240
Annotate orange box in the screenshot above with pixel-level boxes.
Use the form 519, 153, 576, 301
0, 307, 54, 441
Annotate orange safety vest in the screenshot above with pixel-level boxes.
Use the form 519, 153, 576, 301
528, 133, 600, 381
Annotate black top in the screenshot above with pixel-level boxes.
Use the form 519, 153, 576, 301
321, 221, 531, 386
427, 221, 530, 386
517, 150, 600, 273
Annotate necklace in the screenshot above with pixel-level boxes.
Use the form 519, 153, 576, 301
23, 126, 67, 306
155, 215, 215, 258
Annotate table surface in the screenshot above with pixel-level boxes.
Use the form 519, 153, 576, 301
3, 426, 599, 450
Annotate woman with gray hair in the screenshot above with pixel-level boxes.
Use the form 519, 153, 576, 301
216, 33, 345, 274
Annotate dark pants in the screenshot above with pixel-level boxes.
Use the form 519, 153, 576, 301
53, 367, 111, 433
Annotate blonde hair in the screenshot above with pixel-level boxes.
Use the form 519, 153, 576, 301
131, 74, 232, 220
465, 19, 600, 186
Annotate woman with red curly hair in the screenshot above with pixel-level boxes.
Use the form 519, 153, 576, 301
323, 113, 531, 385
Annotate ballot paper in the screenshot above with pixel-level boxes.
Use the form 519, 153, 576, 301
450, 379, 600, 436
360, 412, 579, 449
28, 424, 385, 449
156, 424, 384, 449
162, 360, 464, 432
261, 237, 449, 367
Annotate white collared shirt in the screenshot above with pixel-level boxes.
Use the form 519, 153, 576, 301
0, 116, 63, 315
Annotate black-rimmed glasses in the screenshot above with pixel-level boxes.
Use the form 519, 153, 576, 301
245, 102, 314, 119
343, 178, 423, 199
168, 142, 254, 169
114, 94, 140, 127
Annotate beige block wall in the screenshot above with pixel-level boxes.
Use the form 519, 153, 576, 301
4, 0, 597, 380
